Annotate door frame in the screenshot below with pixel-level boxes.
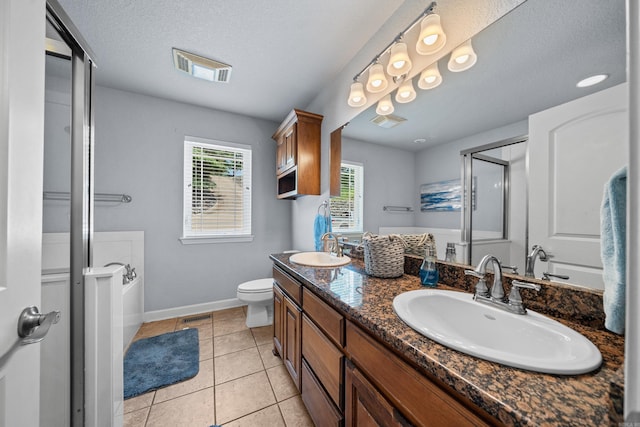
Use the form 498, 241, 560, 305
46, 1, 96, 424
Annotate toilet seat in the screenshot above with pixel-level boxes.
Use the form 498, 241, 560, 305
237, 278, 273, 294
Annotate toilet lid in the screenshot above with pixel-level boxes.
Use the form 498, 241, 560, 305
238, 278, 274, 293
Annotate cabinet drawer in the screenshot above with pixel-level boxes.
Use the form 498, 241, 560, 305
302, 314, 343, 407
302, 287, 344, 347
346, 321, 493, 427
301, 359, 343, 427
273, 266, 301, 306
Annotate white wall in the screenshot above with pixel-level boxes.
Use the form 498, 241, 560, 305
93, 86, 291, 311
342, 137, 416, 233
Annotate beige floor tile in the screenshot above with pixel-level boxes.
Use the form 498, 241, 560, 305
258, 343, 283, 369
124, 391, 154, 413
266, 365, 299, 402
146, 388, 215, 427
214, 330, 256, 357
215, 371, 276, 424
177, 323, 213, 341
134, 318, 177, 340
123, 406, 149, 427
279, 395, 314, 427
213, 306, 246, 321
154, 359, 214, 403
215, 347, 264, 385
200, 338, 214, 361
251, 325, 274, 346
223, 404, 286, 427
214, 316, 249, 337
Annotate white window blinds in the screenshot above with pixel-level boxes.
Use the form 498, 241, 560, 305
330, 162, 363, 233
183, 137, 252, 240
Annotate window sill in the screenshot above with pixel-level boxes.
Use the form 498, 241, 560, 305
180, 235, 254, 245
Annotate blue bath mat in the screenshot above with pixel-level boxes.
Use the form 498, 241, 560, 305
124, 328, 199, 399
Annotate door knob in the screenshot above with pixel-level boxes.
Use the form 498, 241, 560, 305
17, 306, 60, 344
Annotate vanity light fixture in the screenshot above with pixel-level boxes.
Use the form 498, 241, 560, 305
416, 13, 447, 55
418, 62, 443, 90
396, 78, 417, 103
387, 41, 412, 77
448, 39, 477, 72
576, 74, 608, 88
347, 2, 439, 108
376, 94, 395, 115
366, 63, 389, 93
348, 81, 367, 107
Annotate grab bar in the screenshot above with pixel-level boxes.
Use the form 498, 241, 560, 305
44, 191, 132, 203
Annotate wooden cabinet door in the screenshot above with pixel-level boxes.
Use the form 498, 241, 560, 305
276, 134, 287, 173
284, 124, 297, 170
273, 284, 284, 358
283, 295, 302, 390
345, 361, 409, 427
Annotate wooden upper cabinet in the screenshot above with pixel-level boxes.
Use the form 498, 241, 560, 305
272, 109, 323, 199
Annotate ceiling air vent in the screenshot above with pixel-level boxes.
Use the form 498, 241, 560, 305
172, 48, 232, 83
370, 114, 407, 129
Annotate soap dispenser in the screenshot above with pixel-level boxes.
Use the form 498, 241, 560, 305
419, 243, 439, 287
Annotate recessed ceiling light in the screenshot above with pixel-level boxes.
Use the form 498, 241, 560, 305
576, 74, 608, 88
413, 138, 427, 144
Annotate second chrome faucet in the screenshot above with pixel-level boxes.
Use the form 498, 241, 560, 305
465, 254, 540, 315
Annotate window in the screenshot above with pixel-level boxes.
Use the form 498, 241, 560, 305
330, 162, 363, 233
182, 136, 252, 243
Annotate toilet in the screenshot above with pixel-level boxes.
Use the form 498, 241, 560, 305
237, 278, 274, 328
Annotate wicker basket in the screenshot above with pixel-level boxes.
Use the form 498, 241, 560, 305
361, 232, 406, 278
403, 233, 437, 257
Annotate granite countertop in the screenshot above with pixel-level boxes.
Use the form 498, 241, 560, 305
270, 253, 625, 426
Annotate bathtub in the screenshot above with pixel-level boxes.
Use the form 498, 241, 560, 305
123, 275, 144, 350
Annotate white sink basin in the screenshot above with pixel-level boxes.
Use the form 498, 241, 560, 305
289, 252, 351, 267
393, 289, 602, 375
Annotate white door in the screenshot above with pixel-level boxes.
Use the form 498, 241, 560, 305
529, 83, 628, 289
0, 0, 47, 425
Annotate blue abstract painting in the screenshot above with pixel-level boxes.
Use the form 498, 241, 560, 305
420, 179, 461, 212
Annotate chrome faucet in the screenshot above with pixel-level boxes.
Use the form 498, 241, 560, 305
464, 255, 505, 301
104, 262, 137, 284
525, 245, 549, 277
320, 232, 343, 257
465, 255, 541, 315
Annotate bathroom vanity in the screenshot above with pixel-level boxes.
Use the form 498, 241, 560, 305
270, 253, 624, 426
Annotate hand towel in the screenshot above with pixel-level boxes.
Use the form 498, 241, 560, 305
601, 166, 626, 334
313, 213, 333, 251
314, 214, 327, 251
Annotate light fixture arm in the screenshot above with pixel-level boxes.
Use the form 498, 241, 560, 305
352, 1, 437, 82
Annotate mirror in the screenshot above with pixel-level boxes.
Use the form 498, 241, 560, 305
339, 0, 626, 289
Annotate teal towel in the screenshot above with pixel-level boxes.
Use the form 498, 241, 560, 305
601, 166, 626, 334
314, 213, 332, 251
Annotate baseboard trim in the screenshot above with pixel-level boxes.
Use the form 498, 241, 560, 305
143, 298, 246, 322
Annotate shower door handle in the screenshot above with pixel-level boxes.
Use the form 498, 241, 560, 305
17, 306, 61, 344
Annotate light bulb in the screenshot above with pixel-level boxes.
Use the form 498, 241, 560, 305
395, 78, 416, 103
455, 54, 470, 64
418, 62, 442, 90
448, 40, 477, 72
416, 14, 446, 55
366, 63, 388, 93
423, 34, 438, 46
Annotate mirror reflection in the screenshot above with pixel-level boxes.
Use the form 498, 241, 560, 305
338, 0, 626, 290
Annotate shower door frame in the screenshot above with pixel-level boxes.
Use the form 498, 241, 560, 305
45, 1, 96, 425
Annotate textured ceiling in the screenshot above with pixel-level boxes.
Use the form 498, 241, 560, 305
343, 0, 627, 151
54, 0, 626, 151
56, 0, 404, 122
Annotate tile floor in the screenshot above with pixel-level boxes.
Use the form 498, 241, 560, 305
123, 307, 314, 427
